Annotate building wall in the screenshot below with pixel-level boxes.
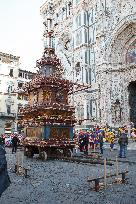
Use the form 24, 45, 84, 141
40, 0, 136, 128
0, 52, 20, 134
94, 1, 136, 127
0, 52, 35, 134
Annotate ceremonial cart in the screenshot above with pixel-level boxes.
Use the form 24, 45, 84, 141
19, 18, 76, 159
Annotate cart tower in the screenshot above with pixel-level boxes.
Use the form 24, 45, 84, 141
19, 15, 76, 158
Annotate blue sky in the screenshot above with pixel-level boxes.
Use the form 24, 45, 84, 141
0, 0, 46, 70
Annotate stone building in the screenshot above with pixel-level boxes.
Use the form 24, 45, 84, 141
0, 52, 35, 134
17, 69, 35, 133
40, 0, 136, 128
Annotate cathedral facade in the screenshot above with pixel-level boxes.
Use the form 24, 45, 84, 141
40, 0, 136, 128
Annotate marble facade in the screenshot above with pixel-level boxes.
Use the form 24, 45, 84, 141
40, 0, 136, 128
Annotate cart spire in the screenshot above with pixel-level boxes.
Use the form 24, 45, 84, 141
36, 13, 63, 78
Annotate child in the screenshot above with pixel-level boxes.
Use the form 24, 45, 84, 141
110, 137, 115, 151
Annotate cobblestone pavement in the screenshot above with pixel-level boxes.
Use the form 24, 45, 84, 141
0, 141, 136, 204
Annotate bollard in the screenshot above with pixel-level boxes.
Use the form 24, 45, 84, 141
122, 172, 126, 183
95, 178, 100, 191
21, 154, 24, 171
104, 158, 107, 189
116, 156, 119, 178
15, 164, 17, 173
94, 144, 96, 153
16, 152, 19, 174
24, 168, 28, 178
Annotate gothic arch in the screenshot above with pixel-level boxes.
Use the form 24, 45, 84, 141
106, 13, 136, 65
126, 39, 136, 64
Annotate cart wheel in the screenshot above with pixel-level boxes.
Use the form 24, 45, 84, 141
27, 149, 33, 158
24, 148, 27, 156
63, 149, 72, 157
40, 151, 47, 161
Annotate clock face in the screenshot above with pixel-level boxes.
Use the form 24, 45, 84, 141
56, 91, 64, 102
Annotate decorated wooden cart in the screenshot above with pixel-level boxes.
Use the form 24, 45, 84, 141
18, 18, 76, 159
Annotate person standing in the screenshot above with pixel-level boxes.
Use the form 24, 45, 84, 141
118, 130, 128, 158
110, 137, 115, 151
11, 134, 19, 154
0, 135, 5, 148
0, 144, 11, 197
83, 134, 89, 155
98, 133, 104, 154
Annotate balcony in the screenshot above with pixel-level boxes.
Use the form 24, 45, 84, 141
0, 112, 16, 118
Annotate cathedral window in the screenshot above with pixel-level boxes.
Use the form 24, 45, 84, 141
85, 50, 90, 64
7, 82, 14, 93
84, 12, 88, 26
87, 104, 89, 119
90, 64, 96, 83
9, 69, 13, 77
85, 29, 88, 43
90, 50, 95, 64
86, 69, 88, 84
77, 103, 84, 120
25, 74, 27, 79
68, 2, 72, 15
79, 30, 82, 43
76, 30, 82, 46
90, 100, 92, 117
85, 51, 88, 63
80, 105, 84, 120
90, 100, 97, 118
89, 26, 96, 44
24, 95, 28, 101
28, 74, 33, 79
85, 68, 91, 85
18, 94, 22, 100
81, 67, 83, 83
75, 62, 81, 76
18, 82, 23, 88
76, 14, 81, 28
89, 9, 94, 25
7, 105, 11, 115
76, 0, 80, 5
89, 69, 91, 84
19, 72, 22, 77
126, 40, 136, 64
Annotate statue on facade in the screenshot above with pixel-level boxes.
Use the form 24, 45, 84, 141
114, 99, 122, 123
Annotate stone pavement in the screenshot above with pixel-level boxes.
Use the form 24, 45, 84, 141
0, 144, 136, 204
102, 139, 136, 163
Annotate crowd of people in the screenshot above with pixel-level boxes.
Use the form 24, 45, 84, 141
0, 124, 135, 197
0, 133, 25, 154
1, 133, 25, 147
74, 124, 134, 158
74, 125, 116, 154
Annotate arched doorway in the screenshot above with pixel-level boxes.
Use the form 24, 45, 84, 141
128, 81, 136, 127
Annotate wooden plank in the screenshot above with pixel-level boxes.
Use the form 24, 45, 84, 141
59, 157, 113, 166
87, 171, 129, 182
